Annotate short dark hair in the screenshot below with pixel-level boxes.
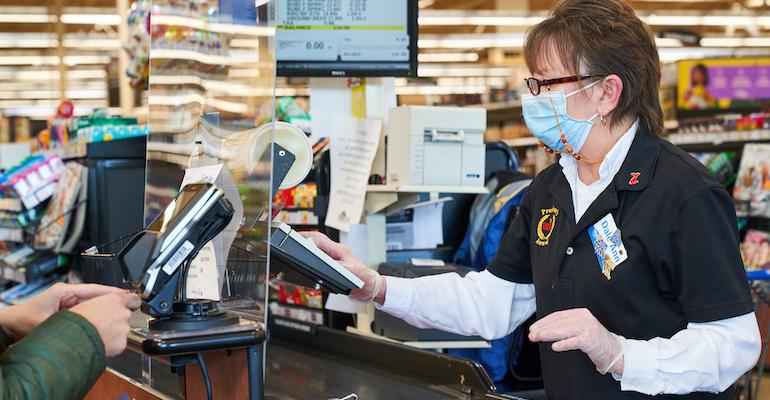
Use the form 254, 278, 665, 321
523, 0, 664, 135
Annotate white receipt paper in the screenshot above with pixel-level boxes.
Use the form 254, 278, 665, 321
326, 224, 369, 314
179, 164, 224, 301
326, 115, 383, 232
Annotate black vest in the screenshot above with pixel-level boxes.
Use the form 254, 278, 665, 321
489, 122, 753, 399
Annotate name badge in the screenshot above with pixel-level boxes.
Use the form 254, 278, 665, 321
588, 214, 628, 280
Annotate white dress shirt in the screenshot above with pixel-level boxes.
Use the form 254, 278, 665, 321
377, 120, 761, 395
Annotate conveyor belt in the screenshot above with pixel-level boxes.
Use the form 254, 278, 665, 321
265, 342, 460, 399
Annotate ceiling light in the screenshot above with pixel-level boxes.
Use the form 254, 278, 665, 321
419, 10, 770, 28
418, 65, 511, 77
0, 34, 58, 48
395, 85, 488, 95
418, 53, 479, 62
60, 13, 120, 25
151, 15, 274, 37
0, 14, 55, 23
654, 38, 684, 47
63, 55, 112, 65
67, 70, 108, 79
641, 15, 701, 26
63, 38, 121, 49
0, 56, 57, 65
700, 37, 770, 47
150, 48, 234, 65
419, 34, 525, 49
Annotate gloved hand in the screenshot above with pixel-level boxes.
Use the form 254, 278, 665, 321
301, 231, 386, 304
529, 308, 625, 375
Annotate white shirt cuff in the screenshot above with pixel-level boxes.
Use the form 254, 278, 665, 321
375, 276, 414, 317
619, 338, 660, 395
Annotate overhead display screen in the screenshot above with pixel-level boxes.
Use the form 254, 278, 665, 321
276, 0, 418, 77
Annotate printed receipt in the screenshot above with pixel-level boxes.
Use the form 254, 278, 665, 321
326, 115, 383, 232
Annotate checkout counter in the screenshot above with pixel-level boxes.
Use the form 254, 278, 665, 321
84, 317, 528, 400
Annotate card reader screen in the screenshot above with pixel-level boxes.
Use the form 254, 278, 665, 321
147, 185, 203, 233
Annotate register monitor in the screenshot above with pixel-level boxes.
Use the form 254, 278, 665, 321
276, 0, 418, 77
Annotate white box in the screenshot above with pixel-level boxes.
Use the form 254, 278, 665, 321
386, 106, 486, 187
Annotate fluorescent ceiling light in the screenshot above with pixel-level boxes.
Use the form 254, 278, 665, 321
0, 56, 58, 65
419, 34, 525, 49
655, 38, 684, 47
0, 104, 105, 118
642, 15, 700, 26
61, 13, 120, 25
396, 85, 488, 95
151, 48, 235, 66
0, 14, 55, 23
418, 53, 479, 62
419, 10, 770, 28
63, 38, 121, 49
700, 37, 770, 47
68, 69, 107, 79
0, 55, 111, 66
0, 34, 57, 48
151, 15, 274, 37
655, 47, 770, 62
418, 65, 511, 77
63, 55, 112, 65
0, 89, 106, 100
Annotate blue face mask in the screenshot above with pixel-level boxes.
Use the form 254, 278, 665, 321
520, 80, 600, 154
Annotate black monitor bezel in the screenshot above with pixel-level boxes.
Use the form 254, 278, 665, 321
276, 0, 418, 78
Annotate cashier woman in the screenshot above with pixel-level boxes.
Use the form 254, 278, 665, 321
304, 0, 762, 398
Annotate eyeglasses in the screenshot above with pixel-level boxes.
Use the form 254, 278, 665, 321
524, 74, 606, 96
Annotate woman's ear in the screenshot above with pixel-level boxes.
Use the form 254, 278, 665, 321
596, 74, 623, 117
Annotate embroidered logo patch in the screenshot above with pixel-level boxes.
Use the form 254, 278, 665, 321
536, 207, 559, 246
629, 172, 641, 186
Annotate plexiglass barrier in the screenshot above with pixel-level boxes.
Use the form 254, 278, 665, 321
143, 0, 275, 329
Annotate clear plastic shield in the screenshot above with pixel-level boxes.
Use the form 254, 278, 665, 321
144, 0, 275, 321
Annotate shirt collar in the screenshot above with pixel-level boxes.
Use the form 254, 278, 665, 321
611, 118, 662, 192
559, 118, 639, 186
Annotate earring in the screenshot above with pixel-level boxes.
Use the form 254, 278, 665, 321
600, 114, 607, 125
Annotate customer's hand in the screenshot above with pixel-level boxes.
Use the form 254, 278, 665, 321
529, 308, 624, 376
301, 231, 387, 304
70, 292, 141, 357
0, 283, 126, 340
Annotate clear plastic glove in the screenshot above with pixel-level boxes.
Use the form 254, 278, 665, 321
301, 231, 386, 304
529, 308, 624, 375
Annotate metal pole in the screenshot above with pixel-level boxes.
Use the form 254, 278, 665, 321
247, 344, 265, 400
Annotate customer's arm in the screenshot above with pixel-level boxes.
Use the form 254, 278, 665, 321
0, 311, 106, 400
377, 270, 536, 340
0, 284, 141, 399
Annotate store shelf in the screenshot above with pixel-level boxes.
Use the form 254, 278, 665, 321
502, 136, 539, 148
667, 129, 770, 146
366, 185, 488, 194
38, 143, 87, 160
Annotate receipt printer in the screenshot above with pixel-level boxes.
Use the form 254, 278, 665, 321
386, 106, 486, 187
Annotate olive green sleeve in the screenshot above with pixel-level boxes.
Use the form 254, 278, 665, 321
0, 311, 106, 400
